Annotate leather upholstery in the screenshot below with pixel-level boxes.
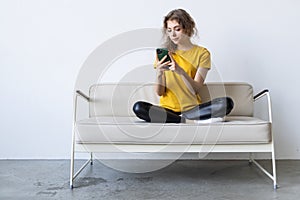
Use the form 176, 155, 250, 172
89, 83, 253, 117
75, 83, 270, 145
76, 116, 271, 144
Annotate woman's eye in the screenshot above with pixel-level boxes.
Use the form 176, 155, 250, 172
175, 28, 181, 31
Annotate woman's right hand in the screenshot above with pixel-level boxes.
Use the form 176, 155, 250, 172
155, 55, 171, 74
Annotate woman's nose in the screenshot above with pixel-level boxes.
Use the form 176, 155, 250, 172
172, 30, 176, 37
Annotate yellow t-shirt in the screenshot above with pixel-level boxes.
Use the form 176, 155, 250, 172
159, 45, 211, 112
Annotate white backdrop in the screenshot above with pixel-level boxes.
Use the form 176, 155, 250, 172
1, 0, 300, 159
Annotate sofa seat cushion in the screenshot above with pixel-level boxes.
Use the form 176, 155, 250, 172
75, 116, 271, 145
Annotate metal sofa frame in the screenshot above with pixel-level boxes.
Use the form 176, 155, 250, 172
70, 86, 278, 189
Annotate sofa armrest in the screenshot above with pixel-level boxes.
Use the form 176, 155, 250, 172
76, 90, 90, 102
253, 89, 272, 123
254, 89, 269, 101
73, 90, 90, 123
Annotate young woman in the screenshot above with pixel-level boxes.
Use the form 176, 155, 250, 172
133, 9, 233, 123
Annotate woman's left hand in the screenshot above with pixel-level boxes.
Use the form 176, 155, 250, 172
168, 52, 185, 75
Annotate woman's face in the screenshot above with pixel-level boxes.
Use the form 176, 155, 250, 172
166, 20, 188, 45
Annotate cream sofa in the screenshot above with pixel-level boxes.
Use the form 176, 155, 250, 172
70, 82, 277, 189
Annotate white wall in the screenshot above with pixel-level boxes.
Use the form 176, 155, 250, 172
1, 0, 300, 159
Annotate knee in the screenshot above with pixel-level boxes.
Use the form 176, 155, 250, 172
132, 101, 151, 114
133, 101, 143, 114
225, 97, 234, 114
212, 97, 234, 115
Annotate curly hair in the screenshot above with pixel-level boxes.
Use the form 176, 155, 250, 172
162, 9, 198, 52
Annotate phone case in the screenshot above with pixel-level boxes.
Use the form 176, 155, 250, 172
156, 48, 171, 62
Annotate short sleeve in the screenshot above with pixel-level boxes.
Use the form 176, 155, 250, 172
199, 49, 211, 69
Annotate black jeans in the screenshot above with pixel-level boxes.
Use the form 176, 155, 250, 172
132, 97, 234, 123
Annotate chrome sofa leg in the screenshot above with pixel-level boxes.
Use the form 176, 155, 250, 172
90, 153, 93, 165
70, 148, 75, 189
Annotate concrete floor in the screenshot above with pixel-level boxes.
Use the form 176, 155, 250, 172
0, 159, 300, 200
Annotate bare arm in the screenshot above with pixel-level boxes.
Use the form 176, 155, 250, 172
154, 55, 171, 96
156, 71, 166, 96
180, 67, 209, 94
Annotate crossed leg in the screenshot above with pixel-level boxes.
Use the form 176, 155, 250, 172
133, 97, 234, 123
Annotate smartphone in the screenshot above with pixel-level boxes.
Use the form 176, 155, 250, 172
156, 48, 171, 62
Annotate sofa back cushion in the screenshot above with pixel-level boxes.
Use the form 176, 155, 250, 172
89, 82, 253, 117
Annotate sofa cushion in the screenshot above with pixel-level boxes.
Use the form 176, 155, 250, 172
75, 116, 271, 145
